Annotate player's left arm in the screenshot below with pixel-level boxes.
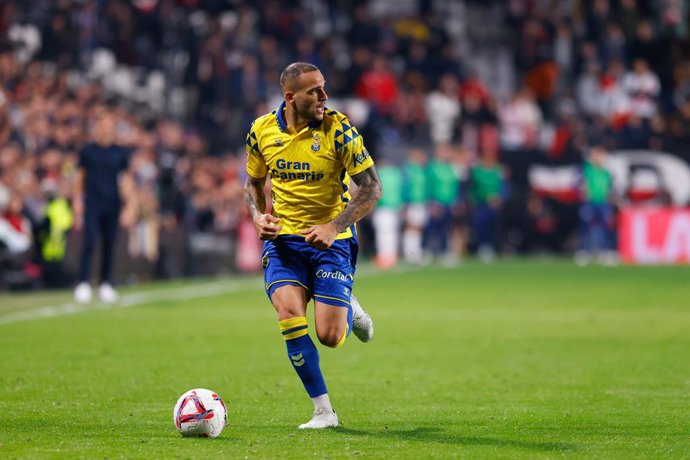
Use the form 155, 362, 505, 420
302, 166, 382, 250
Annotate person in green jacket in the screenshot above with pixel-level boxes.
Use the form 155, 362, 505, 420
469, 149, 504, 262
425, 145, 461, 262
575, 146, 616, 266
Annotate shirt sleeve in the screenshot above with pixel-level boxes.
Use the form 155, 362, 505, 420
245, 122, 268, 179
335, 116, 374, 176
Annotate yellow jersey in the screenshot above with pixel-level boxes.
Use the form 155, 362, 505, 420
245, 102, 375, 239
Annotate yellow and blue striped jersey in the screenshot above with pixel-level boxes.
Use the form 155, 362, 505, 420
245, 102, 375, 239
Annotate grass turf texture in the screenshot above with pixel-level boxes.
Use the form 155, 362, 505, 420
0, 260, 689, 459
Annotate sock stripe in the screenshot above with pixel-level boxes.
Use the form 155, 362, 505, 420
282, 324, 308, 336
280, 317, 309, 341
283, 328, 309, 340
279, 317, 308, 331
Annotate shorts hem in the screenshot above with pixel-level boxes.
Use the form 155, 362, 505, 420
265, 279, 310, 298
313, 293, 350, 307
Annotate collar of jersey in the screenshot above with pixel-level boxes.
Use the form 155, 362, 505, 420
276, 101, 323, 132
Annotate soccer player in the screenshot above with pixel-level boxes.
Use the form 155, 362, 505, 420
243, 62, 382, 429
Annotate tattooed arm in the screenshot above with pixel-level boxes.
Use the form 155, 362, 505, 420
332, 166, 383, 232
302, 166, 383, 250
244, 175, 281, 240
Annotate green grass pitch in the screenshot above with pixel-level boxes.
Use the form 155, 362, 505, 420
1, 260, 689, 459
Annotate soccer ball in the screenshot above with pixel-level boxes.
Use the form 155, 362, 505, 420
173, 388, 227, 438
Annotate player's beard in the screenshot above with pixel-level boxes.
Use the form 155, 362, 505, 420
294, 99, 322, 122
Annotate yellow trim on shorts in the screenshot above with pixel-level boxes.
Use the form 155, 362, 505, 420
266, 279, 310, 293
313, 293, 350, 306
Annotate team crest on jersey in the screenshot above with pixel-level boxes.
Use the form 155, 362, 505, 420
311, 140, 320, 151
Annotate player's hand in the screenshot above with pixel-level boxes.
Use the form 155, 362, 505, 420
253, 214, 282, 240
301, 223, 338, 250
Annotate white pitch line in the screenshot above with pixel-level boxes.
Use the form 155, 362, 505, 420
0, 263, 438, 326
0, 280, 259, 326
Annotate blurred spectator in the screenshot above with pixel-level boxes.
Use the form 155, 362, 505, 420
393, 74, 429, 142
459, 72, 496, 159
127, 175, 160, 265
622, 58, 660, 119
600, 23, 627, 66
424, 144, 461, 264
469, 149, 505, 262
426, 73, 461, 145
0, 186, 35, 289
35, 179, 73, 288
0, 186, 31, 255
586, 0, 612, 45
449, 146, 470, 261
401, 147, 428, 264
615, 0, 640, 42
576, 61, 604, 118
599, 60, 631, 126
355, 54, 399, 117
553, 20, 575, 90
498, 87, 542, 151
372, 158, 404, 269
575, 146, 616, 266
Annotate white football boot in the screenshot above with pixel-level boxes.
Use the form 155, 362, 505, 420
298, 408, 338, 429
350, 294, 374, 342
98, 283, 119, 303
74, 282, 93, 304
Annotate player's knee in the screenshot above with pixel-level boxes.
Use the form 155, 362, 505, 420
271, 289, 307, 320
274, 303, 303, 321
317, 327, 345, 348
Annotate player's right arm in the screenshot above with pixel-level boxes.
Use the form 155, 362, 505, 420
244, 122, 281, 240
243, 175, 281, 240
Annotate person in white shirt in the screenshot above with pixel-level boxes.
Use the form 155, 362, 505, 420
621, 58, 660, 119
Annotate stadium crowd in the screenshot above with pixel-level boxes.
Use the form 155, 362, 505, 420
1, 0, 690, 288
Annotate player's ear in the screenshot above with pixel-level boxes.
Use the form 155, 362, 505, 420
284, 90, 296, 104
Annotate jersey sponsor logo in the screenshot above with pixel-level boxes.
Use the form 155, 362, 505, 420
276, 159, 310, 170
353, 149, 370, 167
315, 269, 352, 281
274, 138, 284, 146
271, 158, 324, 181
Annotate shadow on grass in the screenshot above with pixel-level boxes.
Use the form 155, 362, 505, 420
334, 426, 575, 452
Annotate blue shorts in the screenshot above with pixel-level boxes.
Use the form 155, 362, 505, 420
262, 235, 358, 308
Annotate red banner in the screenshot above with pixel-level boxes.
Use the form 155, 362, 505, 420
619, 208, 690, 264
